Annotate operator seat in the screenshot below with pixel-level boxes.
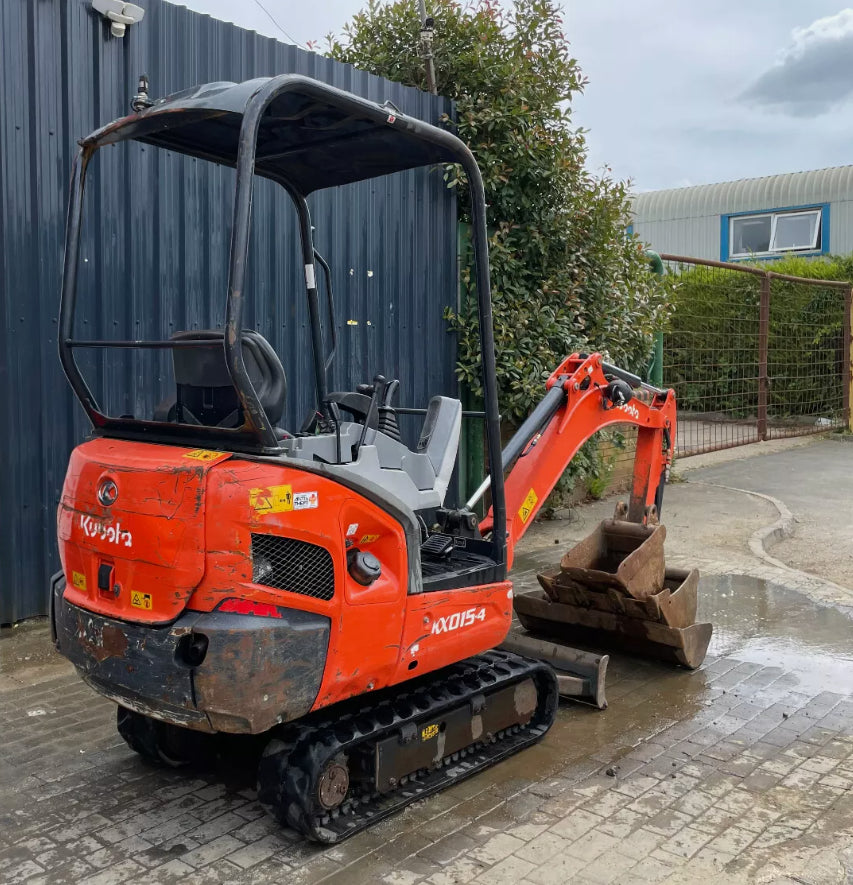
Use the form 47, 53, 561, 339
279, 391, 462, 511
159, 329, 287, 430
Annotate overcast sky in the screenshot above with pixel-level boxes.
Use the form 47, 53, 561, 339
168, 0, 853, 192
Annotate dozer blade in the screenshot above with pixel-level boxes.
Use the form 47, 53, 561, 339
499, 631, 608, 709
555, 519, 666, 600
514, 590, 712, 670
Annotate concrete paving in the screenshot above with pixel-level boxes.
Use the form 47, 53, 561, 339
684, 438, 853, 592
1, 440, 852, 884
531, 436, 853, 610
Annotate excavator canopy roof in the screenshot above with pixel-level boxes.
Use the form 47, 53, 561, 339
83, 75, 457, 194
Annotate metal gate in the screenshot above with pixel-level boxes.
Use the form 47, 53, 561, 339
661, 254, 852, 457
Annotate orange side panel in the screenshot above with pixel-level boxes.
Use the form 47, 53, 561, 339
392, 582, 514, 684
198, 460, 409, 708
58, 439, 230, 624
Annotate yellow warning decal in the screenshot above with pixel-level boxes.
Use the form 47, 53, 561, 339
360, 533, 380, 544
518, 488, 538, 523
249, 484, 293, 514
421, 723, 439, 741
183, 449, 223, 461
72, 570, 87, 591
130, 591, 153, 610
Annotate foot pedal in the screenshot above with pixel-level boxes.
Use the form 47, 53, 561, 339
421, 533, 455, 558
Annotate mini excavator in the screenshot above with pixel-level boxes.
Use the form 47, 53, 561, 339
51, 75, 694, 844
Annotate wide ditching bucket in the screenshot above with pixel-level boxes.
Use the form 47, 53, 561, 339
513, 518, 712, 670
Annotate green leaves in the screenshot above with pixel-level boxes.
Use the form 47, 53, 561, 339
330, 0, 666, 496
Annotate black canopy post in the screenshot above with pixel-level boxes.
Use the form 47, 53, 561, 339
459, 154, 505, 565
58, 148, 104, 425
293, 194, 329, 417
224, 85, 281, 449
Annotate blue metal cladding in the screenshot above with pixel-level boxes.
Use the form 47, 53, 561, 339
0, 0, 458, 623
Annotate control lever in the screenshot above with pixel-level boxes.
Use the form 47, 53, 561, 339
377, 378, 401, 441
353, 374, 385, 459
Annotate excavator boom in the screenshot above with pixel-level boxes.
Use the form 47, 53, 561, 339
476, 352, 675, 569
495, 355, 712, 674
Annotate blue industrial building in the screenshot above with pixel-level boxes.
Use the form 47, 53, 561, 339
631, 166, 853, 262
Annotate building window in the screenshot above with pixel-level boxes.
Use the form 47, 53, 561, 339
731, 214, 771, 255
728, 208, 822, 259
772, 211, 821, 251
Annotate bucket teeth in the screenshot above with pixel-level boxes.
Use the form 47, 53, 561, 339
516, 518, 713, 670
538, 566, 699, 629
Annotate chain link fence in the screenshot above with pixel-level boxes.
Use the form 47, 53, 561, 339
661, 254, 851, 457
582, 254, 851, 502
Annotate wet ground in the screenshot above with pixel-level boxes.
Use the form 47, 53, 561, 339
702, 574, 853, 696
0, 619, 66, 687
688, 439, 853, 591
2, 548, 852, 884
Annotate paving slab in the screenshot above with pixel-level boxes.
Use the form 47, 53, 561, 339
2, 442, 853, 883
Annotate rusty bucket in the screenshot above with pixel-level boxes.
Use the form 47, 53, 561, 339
555, 519, 666, 600
515, 519, 712, 670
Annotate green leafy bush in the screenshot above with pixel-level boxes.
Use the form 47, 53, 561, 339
328, 0, 667, 429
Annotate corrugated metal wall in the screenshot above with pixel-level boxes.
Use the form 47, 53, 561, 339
0, 0, 458, 623
630, 216, 720, 262
631, 165, 853, 259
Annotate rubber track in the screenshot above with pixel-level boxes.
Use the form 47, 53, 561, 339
258, 651, 559, 844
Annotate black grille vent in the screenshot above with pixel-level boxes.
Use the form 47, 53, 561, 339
250, 534, 335, 601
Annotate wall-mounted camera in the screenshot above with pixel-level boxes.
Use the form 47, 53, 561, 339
91, 0, 145, 38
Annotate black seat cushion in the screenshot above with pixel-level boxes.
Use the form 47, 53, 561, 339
170, 330, 287, 427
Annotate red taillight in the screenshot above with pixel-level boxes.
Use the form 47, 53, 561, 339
217, 598, 283, 618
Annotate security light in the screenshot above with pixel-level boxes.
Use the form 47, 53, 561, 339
91, 0, 145, 38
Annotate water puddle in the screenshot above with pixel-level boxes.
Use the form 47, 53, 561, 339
699, 573, 853, 694
512, 551, 853, 702
512, 553, 853, 697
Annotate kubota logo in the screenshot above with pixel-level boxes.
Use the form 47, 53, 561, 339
97, 478, 118, 507
79, 514, 133, 548
617, 401, 641, 421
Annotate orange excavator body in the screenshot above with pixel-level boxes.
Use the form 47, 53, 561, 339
56, 437, 513, 731
54, 352, 673, 735
50, 74, 677, 842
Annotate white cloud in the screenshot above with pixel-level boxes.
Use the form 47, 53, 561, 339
740, 8, 853, 116
792, 8, 853, 50
165, 1, 853, 189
